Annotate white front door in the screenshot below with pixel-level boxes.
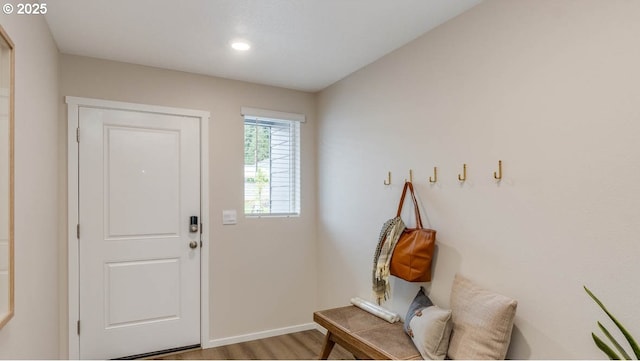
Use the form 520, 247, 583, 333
78, 107, 201, 359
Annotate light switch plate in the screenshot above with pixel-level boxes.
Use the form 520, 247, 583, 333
222, 210, 237, 225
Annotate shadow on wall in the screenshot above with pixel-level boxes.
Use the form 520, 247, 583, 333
506, 316, 573, 359
431, 242, 463, 282
508, 324, 531, 359
389, 242, 463, 314
428, 242, 463, 306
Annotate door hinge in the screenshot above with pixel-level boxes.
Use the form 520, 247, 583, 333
76, 224, 80, 239
76, 127, 80, 143
77, 320, 80, 335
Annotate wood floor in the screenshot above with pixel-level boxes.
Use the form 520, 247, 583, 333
152, 330, 354, 360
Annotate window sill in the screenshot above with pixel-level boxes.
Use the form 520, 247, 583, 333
244, 213, 300, 218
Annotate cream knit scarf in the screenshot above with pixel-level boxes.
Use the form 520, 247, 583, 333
372, 216, 406, 305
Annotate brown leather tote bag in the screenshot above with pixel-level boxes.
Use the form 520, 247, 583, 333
390, 182, 436, 282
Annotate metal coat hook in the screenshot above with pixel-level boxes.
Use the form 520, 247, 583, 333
405, 169, 413, 183
429, 167, 438, 183
493, 160, 503, 180
383, 171, 392, 185
458, 164, 467, 182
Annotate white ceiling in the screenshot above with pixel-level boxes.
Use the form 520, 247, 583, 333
44, 0, 481, 92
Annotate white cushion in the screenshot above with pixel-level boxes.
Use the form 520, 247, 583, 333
409, 305, 453, 360
447, 274, 518, 360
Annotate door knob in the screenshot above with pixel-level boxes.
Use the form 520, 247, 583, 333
189, 240, 198, 249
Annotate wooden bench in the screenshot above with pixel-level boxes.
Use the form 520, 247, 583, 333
313, 305, 421, 360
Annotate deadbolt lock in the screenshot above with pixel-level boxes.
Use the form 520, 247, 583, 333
190, 216, 198, 233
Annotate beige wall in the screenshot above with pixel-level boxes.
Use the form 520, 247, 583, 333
3, 1, 640, 358
317, 0, 640, 359
0, 7, 60, 360
58, 54, 318, 353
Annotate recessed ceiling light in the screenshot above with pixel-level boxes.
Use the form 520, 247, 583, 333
231, 41, 251, 51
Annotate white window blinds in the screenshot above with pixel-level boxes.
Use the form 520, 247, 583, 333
242, 107, 303, 216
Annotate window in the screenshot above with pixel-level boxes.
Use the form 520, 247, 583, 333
242, 107, 303, 216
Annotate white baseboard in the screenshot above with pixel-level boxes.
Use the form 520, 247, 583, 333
204, 323, 317, 349
316, 324, 327, 335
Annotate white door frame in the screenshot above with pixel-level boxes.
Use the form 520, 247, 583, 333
66, 96, 210, 359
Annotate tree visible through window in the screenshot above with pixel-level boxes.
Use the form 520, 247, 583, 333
244, 114, 300, 216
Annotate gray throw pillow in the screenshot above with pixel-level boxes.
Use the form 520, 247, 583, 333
404, 286, 433, 335
409, 305, 453, 360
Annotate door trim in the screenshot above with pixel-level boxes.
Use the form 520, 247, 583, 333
66, 96, 210, 359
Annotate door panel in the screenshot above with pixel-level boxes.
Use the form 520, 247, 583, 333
105, 258, 180, 327
106, 126, 180, 238
78, 107, 200, 359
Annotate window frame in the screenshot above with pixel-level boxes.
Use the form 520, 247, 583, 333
241, 107, 304, 218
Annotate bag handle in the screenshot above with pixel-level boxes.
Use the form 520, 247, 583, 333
396, 181, 424, 229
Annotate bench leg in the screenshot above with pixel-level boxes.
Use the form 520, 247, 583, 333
319, 331, 336, 360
